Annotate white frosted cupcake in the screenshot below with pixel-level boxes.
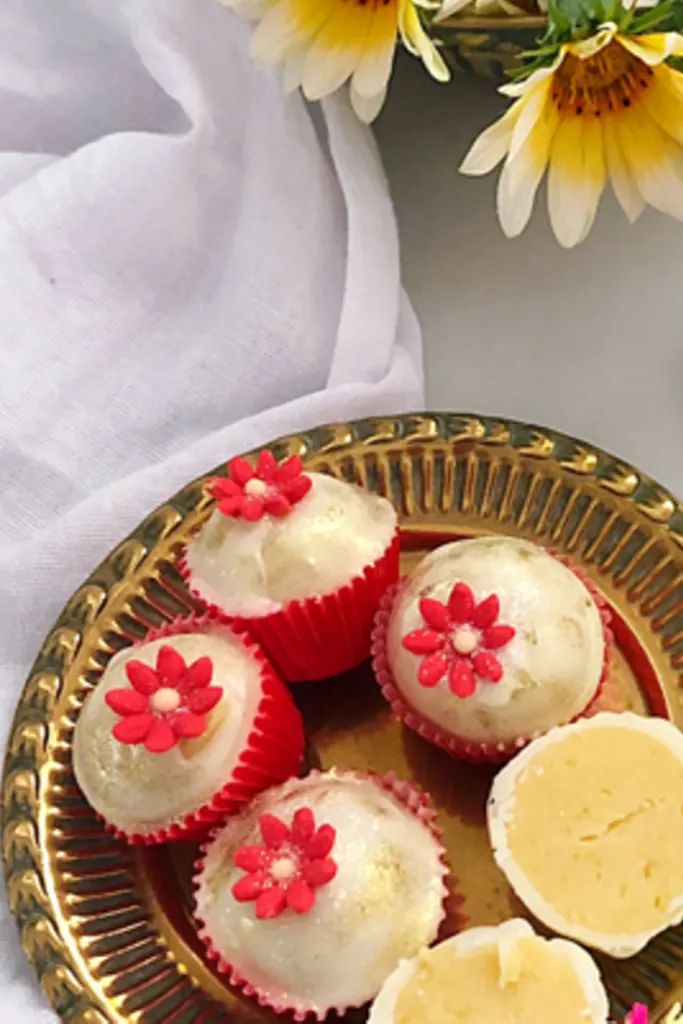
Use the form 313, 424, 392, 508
193, 770, 449, 1019
181, 451, 399, 681
72, 615, 304, 843
372, 536, 611, 762
488, 712, 683, 957
367, 918, 610, 1024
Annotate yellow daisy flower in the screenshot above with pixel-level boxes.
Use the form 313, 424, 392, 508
224, 0, 450, 121
461, 23, 683, 247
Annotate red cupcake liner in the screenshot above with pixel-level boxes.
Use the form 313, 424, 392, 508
192, 768, 457, 1020
179, 529, 400, 682
93, 611, 305, 845
371, 551, 615, 765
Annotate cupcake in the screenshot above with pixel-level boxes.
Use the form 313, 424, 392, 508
372, 536, 611, 762
367, 918, 610, 1024
72, 616, 304, 844
193, 770, 449, 1019
488, 711, 683, 957
180, 451, 399, 681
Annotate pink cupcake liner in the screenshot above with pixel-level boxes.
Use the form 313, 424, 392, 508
91, 611, 305, 845
192, 768, 457, 1020
371, 552, 615, 765
178, 529, 400, 682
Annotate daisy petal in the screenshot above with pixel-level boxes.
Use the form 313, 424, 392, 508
105, 689, 148, 716
286, 878, 316, 914
302, 857, 337, 887
447, 583, 474, 624
402, 629, 445, 654
218, 496, 245, 516
291, 807, 316, 843
228, 455, 255, 485
186, 656, 213, 690
187, 686, 223, 714
208, 477, 241, 499
483, 624, 516, 649
419, 597, 451, 631
282, 474, 312, 503
472, 594, 499, 629
472, 651, 504, 682
234, 846, 269, 872
305, 824, 336, 859
113, 713, 153, 745
257, 450, 277, 481
242, 497, 265, 521
264, 492, 291, 517
144, 718, 176, 753
256, 885, 288, 919
233, 870, 268, 901
418, 652, 449, 687
171, 712, 206, 739
603, 114, 646, 223
449, 659, 476, 697
260, 813, 289, 848
275, 454, 303, 484
125, 660, 160, 696
619, 31, 683, 66
350, 83, 387, 123
460, 101, 521, 176
156, 645, 186, 687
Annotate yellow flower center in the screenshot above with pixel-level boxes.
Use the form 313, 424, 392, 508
150, 687, 181, 714
553, 42, 654, 117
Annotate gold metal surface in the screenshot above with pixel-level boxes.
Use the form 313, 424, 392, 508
4, 412, 683, 1024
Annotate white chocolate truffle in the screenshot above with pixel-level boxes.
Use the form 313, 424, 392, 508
488, 712, 683, 957
367, 919, 610, 1024
74, 627, 270, 837
186, 471, 397, 617
194, 772, 447, 1018
386, 537, 605, 746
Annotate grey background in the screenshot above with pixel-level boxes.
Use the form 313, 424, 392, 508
376, 54, 683, 495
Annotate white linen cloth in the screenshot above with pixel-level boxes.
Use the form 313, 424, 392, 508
0, 0, 423, 1015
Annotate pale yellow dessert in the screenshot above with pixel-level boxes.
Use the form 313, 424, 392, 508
367, 918, 610, 1024
488, 712, 683, 956
186, 471, 396, 617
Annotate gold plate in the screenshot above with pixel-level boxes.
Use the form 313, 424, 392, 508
4, 412, 683, 1024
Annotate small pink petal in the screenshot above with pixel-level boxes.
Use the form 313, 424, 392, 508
260, 814, 289, 849
483, 624, 516, 650
105, 689, 148, 716
144, 719, 176, 753
234, 846, 269, 872
302, 857, 337, 887
113, 713, 153, 744
187, 686, 222, 714
171, 712, 206, 739
449, 659, 476, 698
156, 645, 186, 687
185, 656, 213, 690
228, 456, 254, 486
472, 593, 500, 629
305, 824, 336, 860
242, 497, 265, 522
418, 652, 448, 687
472, 651, 504, 682
286, 878, 316, 914
448, 582, 475, 624
257, 450, 277, 481
402, 629, 445, 655
627, 1006, 649, 1024
275, 455, 303, 484
264, 493, 291, 517
255, 886, 287, 919
419, 597, 451, 632
232, 871, 267, 901
125, 660, 160, 696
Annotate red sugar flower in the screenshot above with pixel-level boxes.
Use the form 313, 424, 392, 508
232, 807, 337, 920
105, 645, 222, 754
402, 582, 516, 698
207, 450, 312, 522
